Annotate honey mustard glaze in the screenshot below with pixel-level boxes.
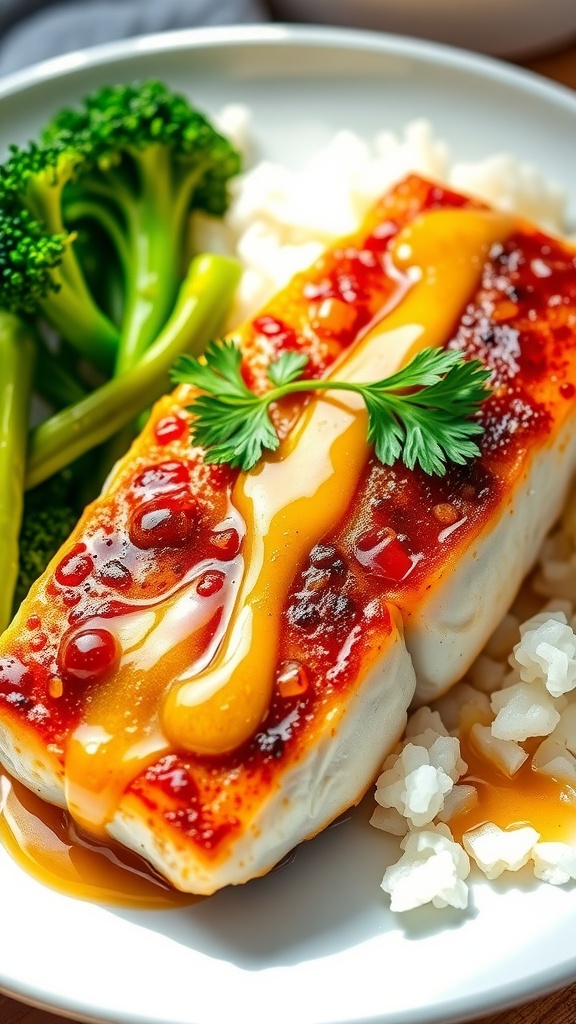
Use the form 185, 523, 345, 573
450, 730, 576, 846
162, 209, 516, 757
63, 511, 245, 835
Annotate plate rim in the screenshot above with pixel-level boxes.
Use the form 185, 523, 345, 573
1, 21, 576, 1024
2, 902, 576, 1024
1, 952, 576, 1024
1, 21, 576, 115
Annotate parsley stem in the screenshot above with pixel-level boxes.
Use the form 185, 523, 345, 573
269, 379, 360, 397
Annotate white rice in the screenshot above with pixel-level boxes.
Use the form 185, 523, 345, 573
205, 105, 576, 913
373, 604, 576, 912
198, 105, 567, 330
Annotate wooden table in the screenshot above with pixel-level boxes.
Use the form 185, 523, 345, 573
1, 33, 576, 1024
2, 982, 576, 1024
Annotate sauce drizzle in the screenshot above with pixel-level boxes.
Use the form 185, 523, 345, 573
0, 772, 196, 908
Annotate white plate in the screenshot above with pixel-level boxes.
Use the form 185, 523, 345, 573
1, 24, 576, 1024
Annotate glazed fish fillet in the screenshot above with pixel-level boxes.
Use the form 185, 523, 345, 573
1, 175, 576, 894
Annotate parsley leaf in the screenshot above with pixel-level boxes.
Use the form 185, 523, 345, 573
267, 350, 309, 387
171, 342, 491, 474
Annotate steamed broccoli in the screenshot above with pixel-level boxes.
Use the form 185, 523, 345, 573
0, 80, 241, 378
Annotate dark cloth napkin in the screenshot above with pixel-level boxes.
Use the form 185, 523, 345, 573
0, 0, 270, 77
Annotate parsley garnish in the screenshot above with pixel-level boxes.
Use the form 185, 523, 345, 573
171, 340, 491, 475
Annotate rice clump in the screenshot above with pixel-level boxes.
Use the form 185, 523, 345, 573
371, 586, 576, 912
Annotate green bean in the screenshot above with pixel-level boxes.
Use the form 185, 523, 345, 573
0, 313, 36, 629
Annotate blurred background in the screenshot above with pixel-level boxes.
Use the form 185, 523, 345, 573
0, 0, 575, 78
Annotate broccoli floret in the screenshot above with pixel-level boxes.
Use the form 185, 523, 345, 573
49, 80, 241, 475
0, 149, 120, 371
0, 80, 240, 377
43, 80, 239, 218
13, 470, 79, 613
0, 203, 65, 310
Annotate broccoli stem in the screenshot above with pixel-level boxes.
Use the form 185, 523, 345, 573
26, 253, 240, 490
97, 150, 208, 472
24, 164, 121, 372
0, 313, 36, 630
114, 212, 178, 375
114, 145, 200, 375
77, 147, 194, 379
39, 279, 120, 374
99, 205, 180, 472
34, 337, 87, 409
